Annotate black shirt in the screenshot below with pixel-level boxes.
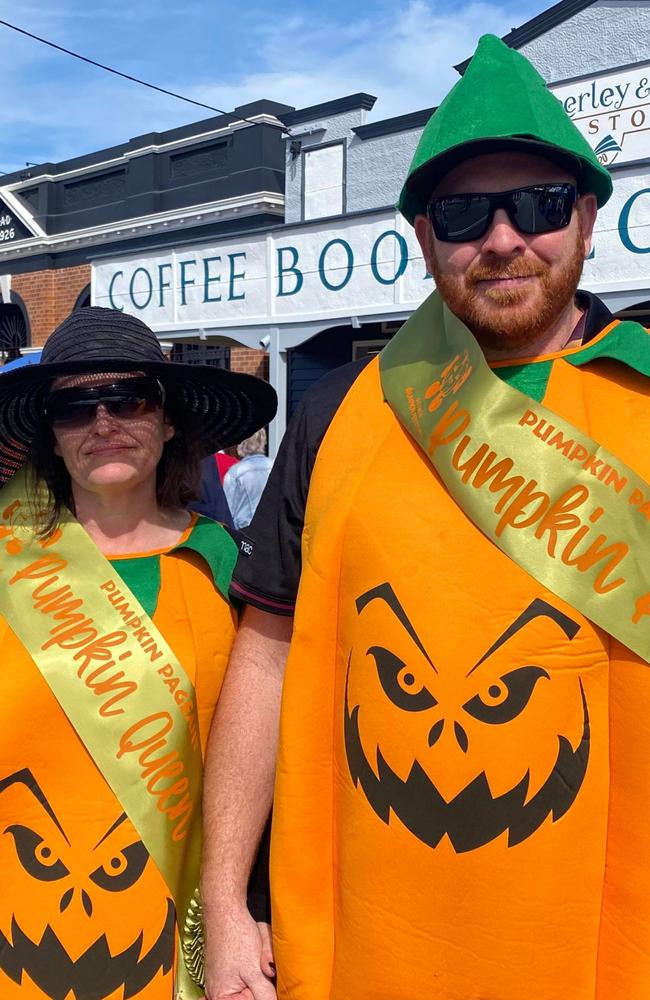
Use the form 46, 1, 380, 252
230, 291, 614, 615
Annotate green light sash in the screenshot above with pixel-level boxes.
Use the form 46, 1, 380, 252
380, 291, 650, 662
0, 471, 204, 998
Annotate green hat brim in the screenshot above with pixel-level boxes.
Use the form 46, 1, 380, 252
400, 136, 611, 225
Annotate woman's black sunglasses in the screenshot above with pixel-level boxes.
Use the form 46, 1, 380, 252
43, 377, 165, 427
427, 183, 577, 243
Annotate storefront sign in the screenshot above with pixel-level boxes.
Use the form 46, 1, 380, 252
0, 196, 35, 244
93, 172, 650, 333
93, 215, 429, 329
551, 61, 650, 166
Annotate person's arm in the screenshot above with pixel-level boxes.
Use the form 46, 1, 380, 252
202, 605, 292, 1000
203, 361, 367, 998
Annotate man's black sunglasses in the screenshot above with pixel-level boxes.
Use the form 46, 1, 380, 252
43, 377, 165, 427
426, 183, 577, 243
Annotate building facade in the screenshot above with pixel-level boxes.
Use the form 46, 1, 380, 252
0, 98, 292, 379
93, 0, 650, 450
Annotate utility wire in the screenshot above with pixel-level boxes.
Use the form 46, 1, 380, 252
0, 18, 290, 134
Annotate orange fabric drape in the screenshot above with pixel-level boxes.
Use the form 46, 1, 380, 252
272, 351, 650, 1000
0, 546, 235, 1000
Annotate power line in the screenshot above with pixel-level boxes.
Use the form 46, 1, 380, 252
0, 18, 290, 134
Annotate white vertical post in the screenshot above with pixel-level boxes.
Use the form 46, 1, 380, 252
267, 326, 287, 458
0, 274, 11, 304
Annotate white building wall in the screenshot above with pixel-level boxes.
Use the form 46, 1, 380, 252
346, 129, 424, 213
284, 108, 372, 224
285, 4, 650, 225
281, 2, 650, 291
286, 122, 428, 221
519, 0, 650, 82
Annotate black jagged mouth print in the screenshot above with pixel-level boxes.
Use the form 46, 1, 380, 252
0, 896, 175, 1000
345, 676, 590, 852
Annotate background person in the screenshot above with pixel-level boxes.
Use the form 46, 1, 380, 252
202, 34, 650, 1000
223, 429, 273, 530
190, 454, 234, 528
0, 307, 276, 1000
216, 447, 239, 484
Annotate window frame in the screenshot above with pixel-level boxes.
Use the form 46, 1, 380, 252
301, 139, 346, 221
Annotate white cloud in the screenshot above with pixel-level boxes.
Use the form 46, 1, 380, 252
0, 0, 544, 170
184, 0, 528, 121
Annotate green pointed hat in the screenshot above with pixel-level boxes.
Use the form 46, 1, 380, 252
398, 34, 612, 225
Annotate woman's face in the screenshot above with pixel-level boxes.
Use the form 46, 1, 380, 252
49, 373, 174, 498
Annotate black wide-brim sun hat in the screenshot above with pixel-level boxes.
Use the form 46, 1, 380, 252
0, 307, 278, 485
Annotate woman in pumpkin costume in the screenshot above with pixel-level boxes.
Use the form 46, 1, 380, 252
0, 308, 276, 1000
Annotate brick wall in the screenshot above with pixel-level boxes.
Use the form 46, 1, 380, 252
230, 347, 269, 380
14, 264, 91, 346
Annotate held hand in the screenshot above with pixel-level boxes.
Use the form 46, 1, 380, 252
203, 909, 276, 1000
257, 922, 275, 981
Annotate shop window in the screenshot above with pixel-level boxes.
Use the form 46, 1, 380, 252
303, 143, 344, 220
0, 304, 28, 361
170, 343, 231, 368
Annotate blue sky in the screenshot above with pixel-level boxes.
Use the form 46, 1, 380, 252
0, 0, 551, 174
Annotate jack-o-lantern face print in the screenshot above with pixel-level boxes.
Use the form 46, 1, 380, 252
344, 584, 589, 852
0, 769, 174, 999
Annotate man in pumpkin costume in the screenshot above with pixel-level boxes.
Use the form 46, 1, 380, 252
203, 34, 650, 1000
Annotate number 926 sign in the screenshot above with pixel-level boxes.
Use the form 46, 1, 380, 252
0, 203, 32, 244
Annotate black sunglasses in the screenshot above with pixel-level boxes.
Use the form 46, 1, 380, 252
427, 183, 577, 243
43, 377, 165, 427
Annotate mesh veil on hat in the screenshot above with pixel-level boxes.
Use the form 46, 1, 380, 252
0, 307, 277, 485
398, 33, 613, 225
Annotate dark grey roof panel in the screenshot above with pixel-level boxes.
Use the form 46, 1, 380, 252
234, 100, 295, 119
282, 93, 377, 127
1, 100, 294, 183
353, 107, 436, 139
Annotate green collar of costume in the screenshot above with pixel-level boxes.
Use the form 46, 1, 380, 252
398, 33, 613, 224
379, 292, 650, 661
566, 320, 650, 374
176, 515, 238, 600
111, 515, 237, 619
496, 319, 650, 402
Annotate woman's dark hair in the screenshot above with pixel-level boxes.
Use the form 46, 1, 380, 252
26, 384, 204, 537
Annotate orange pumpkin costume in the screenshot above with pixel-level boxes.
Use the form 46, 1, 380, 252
0, 516, 236, 1000
271, 326, 650, 1000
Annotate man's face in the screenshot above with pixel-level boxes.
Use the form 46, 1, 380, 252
414, 152, 598, 351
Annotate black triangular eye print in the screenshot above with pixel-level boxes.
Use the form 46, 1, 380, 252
462, 665, 549, 725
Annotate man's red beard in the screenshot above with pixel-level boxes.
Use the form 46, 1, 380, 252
431, 226, 586, 350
